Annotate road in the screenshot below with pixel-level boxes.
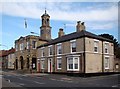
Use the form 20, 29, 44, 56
1, 70, 120, 88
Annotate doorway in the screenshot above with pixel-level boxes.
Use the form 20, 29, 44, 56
32, 58, 37, 70
20, 56, 24, 70
48, 58, 53, 73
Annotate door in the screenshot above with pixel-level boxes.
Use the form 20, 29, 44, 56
48, 58, 53, 73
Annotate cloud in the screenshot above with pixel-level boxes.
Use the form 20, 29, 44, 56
87, 23, 115, 30
1, 2, 118, 22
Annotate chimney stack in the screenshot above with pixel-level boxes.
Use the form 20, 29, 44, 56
58, 28, 65, 37
76, 21, 85, 32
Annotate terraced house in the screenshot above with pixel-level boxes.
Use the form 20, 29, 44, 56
37, 11, 114, 74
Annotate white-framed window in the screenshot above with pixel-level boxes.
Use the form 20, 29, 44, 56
41, 60, 45, 69
32, 41, 36, 49
41, 47, 45, 57
15, 44, 18, 51
67, 57, 79, 71
57, 57, 62, 69
26, 41, 29, 49
104, 56, 110, 69
57, 43, 62, 55
94, 41, 99, 53
70, 40, 76, 53
20, 43, 24, 50
105, 43, 109, 54
48, 45, 53, 56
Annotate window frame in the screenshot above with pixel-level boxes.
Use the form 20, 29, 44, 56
41, 58, 45, 69
94, 40, 99, 53
57, 57, 62, 69
57, 43, 62, 55
48, 45, 53, 56
32, 41, 36, 49
41, 47, 45, 57
104, 56, 110, 69
104, 42, 109, 54
67, 57, 79, 71
70, 40, 77, 53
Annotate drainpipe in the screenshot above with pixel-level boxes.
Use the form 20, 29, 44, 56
102, 41, 104, 73
84, 37, 86, 74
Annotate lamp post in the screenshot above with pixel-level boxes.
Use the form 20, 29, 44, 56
30, 32, 40, 35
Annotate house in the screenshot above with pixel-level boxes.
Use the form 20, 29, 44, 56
7, 48, 15, 69
0, 50, 8, 69
36, 11, 114, 74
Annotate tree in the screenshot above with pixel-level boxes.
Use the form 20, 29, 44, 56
99, 34, 120, 59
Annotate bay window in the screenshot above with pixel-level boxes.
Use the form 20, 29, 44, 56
67, 57, 79, 71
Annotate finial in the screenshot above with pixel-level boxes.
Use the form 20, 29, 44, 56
45, 8, 46, 14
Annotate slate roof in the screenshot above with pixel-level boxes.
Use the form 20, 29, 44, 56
37, 30, 113, 48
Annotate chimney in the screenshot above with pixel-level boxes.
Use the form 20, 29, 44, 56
58, 28, 65, 37
76, 21, 85, 32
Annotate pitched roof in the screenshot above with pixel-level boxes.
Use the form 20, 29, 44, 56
37, 30, 113, 48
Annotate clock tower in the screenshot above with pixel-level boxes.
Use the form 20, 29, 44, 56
40, 10, 52, 40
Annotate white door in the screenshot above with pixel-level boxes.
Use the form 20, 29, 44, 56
48, 58, 53, 73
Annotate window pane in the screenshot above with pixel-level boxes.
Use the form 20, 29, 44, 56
94, 41, 98, 52
57, 44, 62, 54
104, 57, 109, 69
57, 58, 62, 69
71, 41, 76, 52
74, 58, 78, 69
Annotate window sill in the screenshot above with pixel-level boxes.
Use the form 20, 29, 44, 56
67, 69, 79, 71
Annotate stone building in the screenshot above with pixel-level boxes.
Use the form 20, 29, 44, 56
14, 10, 51, 71
37, 12, 114, 74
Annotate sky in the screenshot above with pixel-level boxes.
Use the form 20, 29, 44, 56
0, 0, 119, 50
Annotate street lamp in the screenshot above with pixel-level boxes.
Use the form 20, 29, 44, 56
30, 32, 40, 35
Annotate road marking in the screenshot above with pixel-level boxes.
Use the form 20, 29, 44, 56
112, 85, 118, 87
18, 83, 25, 86
50, 78, 56, 81
19, 78, 23, 80
33, 81, 45, 84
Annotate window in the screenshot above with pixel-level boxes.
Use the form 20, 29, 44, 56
20, 43, 24, 50
67, 57, 79, 71
104, 57, 110, 69
94, 41, 99, 53
57, 57, 62, 69
48, 46, 53, 56
41, 60, 45, 69
32, 41, 36, 49
41, 48, 45, 57
57, 43, 62, 55
71, 40, 76, 53
15, 44, 18, 51
105, 43, 109, 53
26, 42, 29, 49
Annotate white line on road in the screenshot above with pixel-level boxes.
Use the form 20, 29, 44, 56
19, 78, 23, 80
50, 78, 56, 81
112, 85, 118, 87
33, 81, 45, 84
